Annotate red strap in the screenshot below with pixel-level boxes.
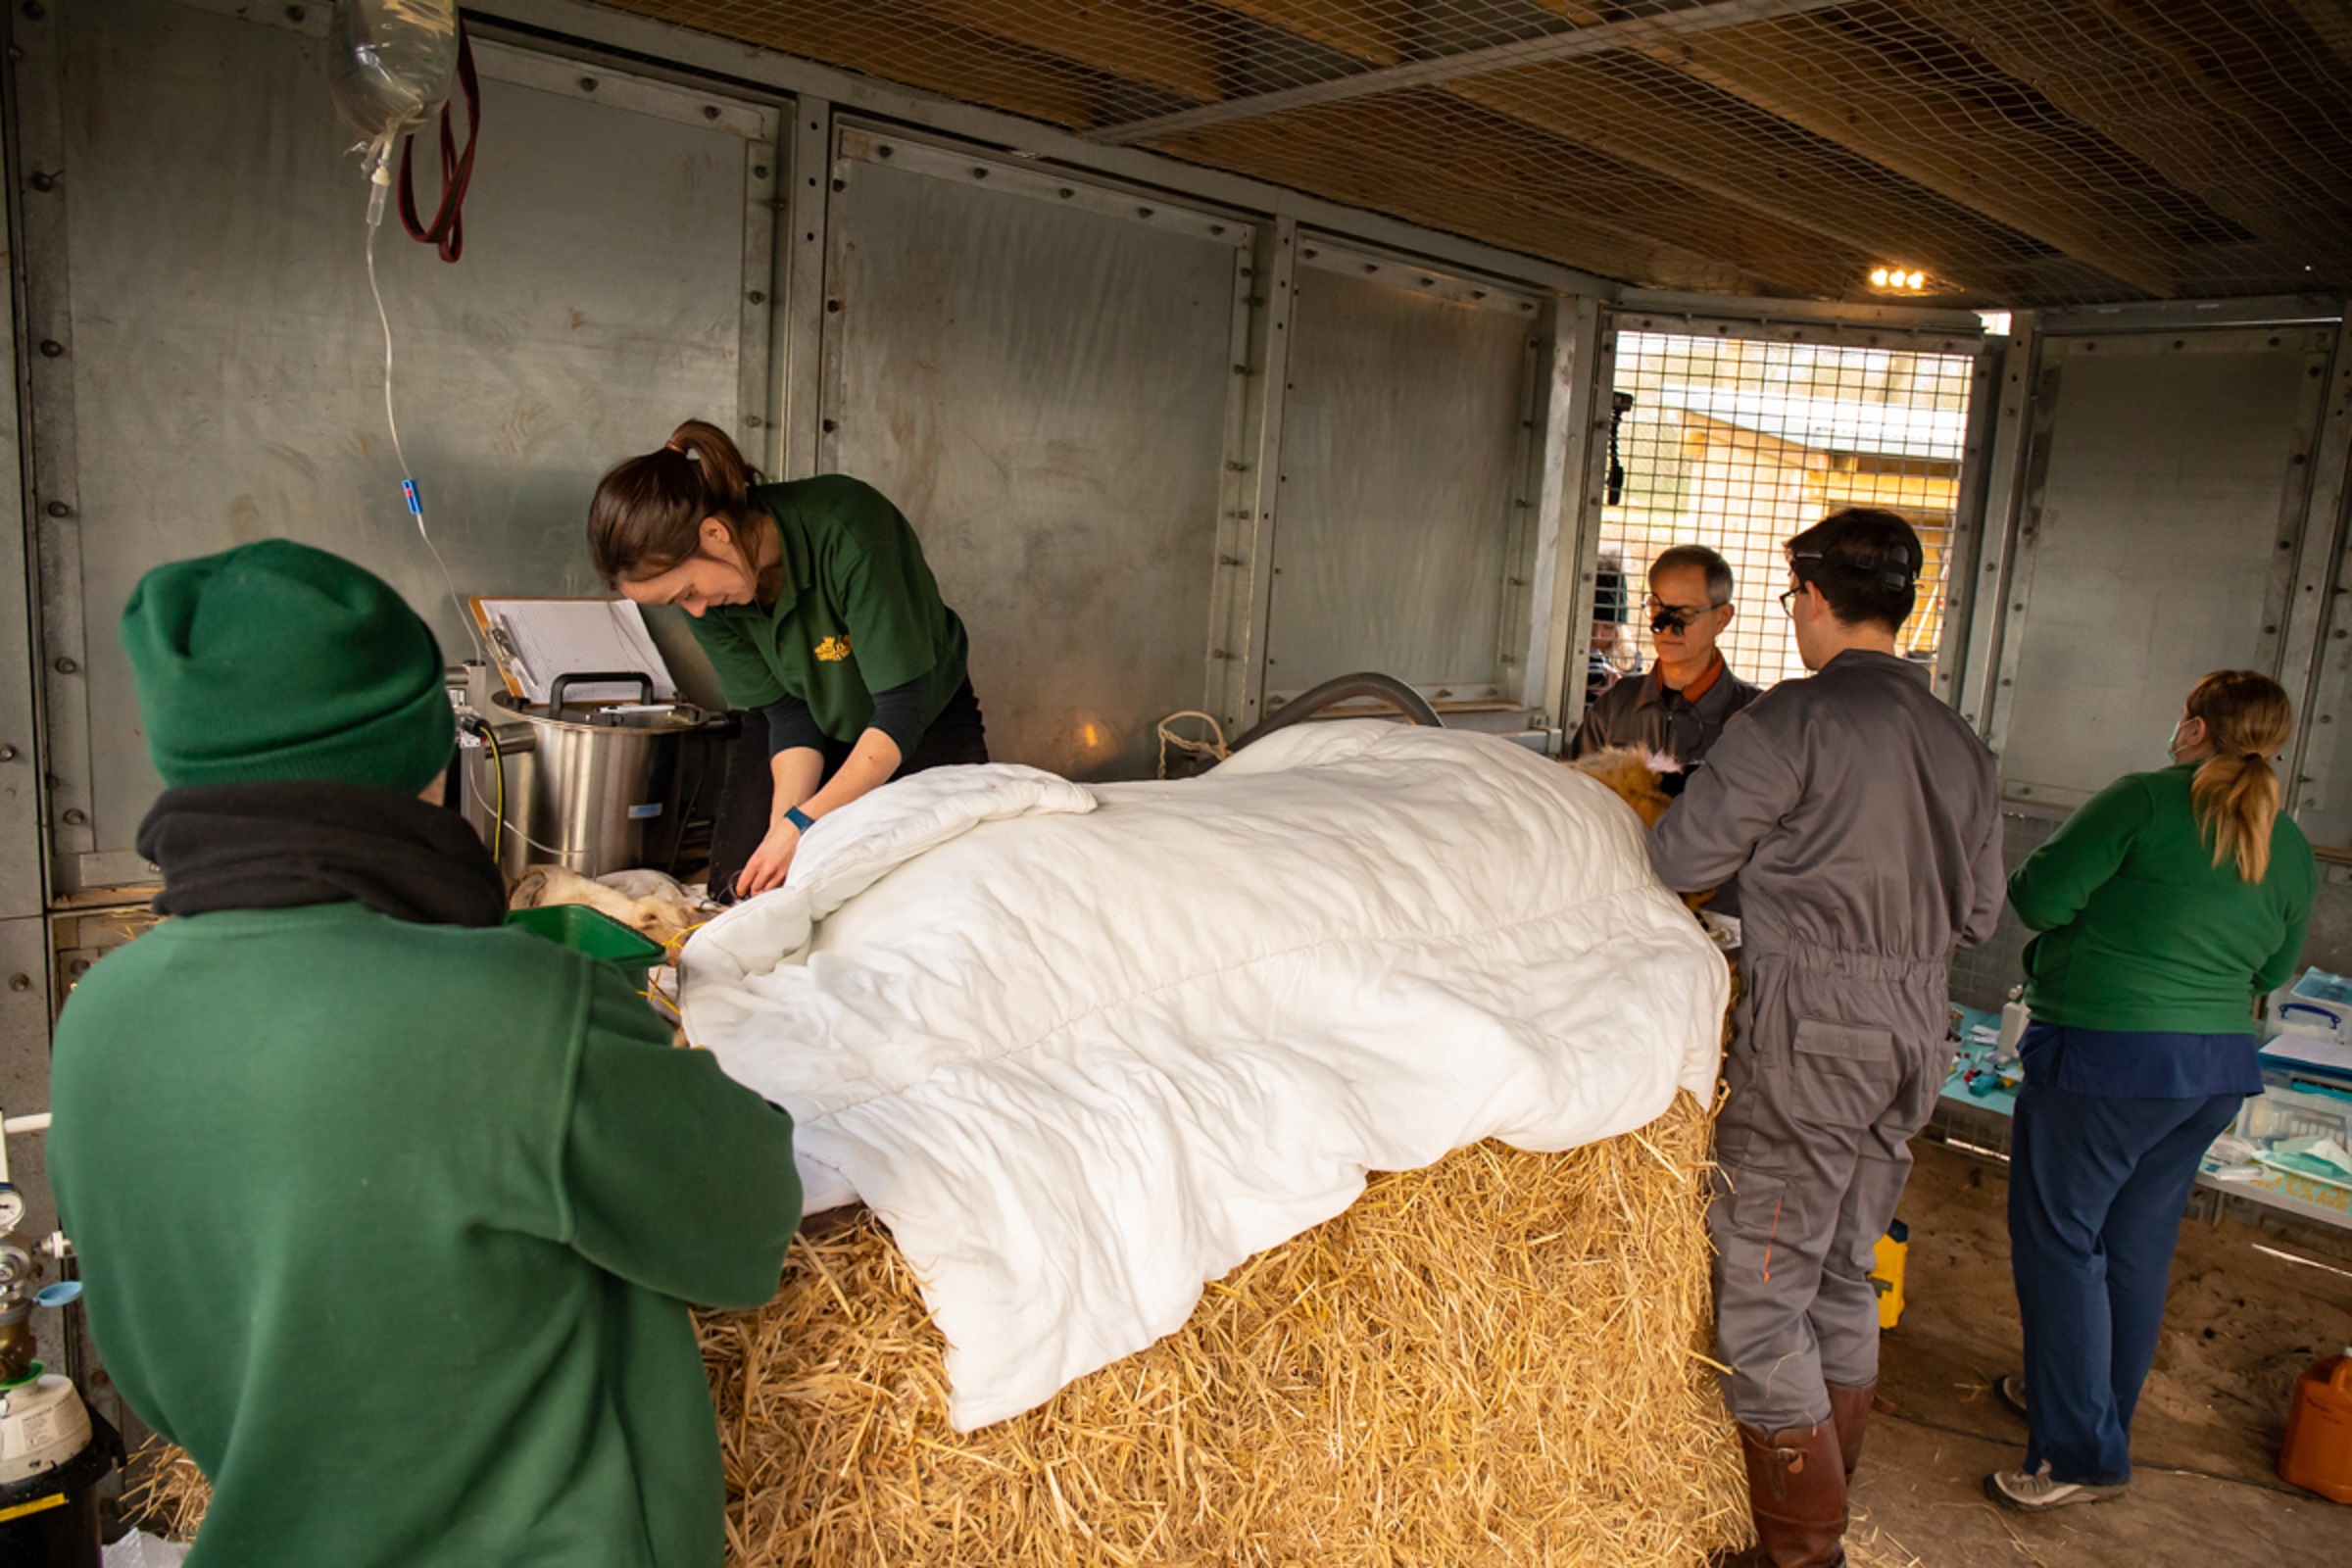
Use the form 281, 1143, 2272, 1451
397, 23, 480, 264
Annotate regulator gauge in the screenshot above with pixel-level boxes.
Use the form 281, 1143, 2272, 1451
0, 1184, 24, 1232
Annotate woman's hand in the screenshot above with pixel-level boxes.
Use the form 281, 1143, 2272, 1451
734, 816, 804, 899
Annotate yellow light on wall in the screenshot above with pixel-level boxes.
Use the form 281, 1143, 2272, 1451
1869, 265, 1929, 291
1870, 268, 1890, 286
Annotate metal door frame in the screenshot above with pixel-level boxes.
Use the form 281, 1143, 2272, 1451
10, 6, 786, 895
817, 118, 1266, 751
1258, 233, 1554, 724
1573, 306, 1992, 731
1978, 321, 2342, 812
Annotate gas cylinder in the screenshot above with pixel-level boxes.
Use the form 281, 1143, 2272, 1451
2279, 1348, 2352, 1503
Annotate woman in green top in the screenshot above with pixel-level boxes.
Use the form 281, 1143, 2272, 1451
588, 420, 985, 899
1985, 670, 2315, 1514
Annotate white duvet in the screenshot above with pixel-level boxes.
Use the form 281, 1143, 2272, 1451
679, 721, 1726, 1430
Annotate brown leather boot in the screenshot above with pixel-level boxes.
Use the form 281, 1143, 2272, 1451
1722, 1421, 1848, 1568
1826, 1380, 1876, 1483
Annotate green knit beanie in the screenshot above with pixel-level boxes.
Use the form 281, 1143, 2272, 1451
122, 540, 454, 793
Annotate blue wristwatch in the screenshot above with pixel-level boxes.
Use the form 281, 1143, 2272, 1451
784, 806, 816, 834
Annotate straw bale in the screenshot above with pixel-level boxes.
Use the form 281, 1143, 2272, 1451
701, 1091, 1743, 1567
125, 1095, 1744, 1565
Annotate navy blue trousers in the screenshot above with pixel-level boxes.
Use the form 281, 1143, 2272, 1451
2007, 1080, 2242, 1485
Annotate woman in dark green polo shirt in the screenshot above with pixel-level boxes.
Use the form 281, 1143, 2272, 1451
1985, 669, 2314, 1514
588, 419, 985, 899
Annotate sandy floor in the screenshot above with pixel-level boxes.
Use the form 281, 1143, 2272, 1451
1844, 1137, 2350, 1566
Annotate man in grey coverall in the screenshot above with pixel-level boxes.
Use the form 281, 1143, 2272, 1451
1648, 509, 2002, 1568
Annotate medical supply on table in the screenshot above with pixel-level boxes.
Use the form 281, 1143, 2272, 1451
1996, 984, 2030, 1065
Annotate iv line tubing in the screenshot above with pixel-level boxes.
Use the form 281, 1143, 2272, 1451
366, 207, 482, 660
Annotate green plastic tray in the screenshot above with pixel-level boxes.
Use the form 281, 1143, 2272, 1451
505, 903, 666, 966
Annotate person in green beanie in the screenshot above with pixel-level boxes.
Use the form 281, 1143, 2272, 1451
47, 539, 803, 1568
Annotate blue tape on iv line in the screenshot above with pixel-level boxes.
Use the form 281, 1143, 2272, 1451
402, 478, 423, 515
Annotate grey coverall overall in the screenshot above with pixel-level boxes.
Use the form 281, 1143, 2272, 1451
1649, 649, 2001, 1429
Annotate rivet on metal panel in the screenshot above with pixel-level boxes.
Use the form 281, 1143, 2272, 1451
579, 76, 598, 92
2292, 453, 2308, 465
1211, 224, 1225, 236
826, 299, 842, 313
971, 168, 989, 179
38, 340, 63, 358
1226, 461, 1250, 471
2335, 629, 2348, 640
746, 416, 762, 428
1362, 264, 1377, 274
831, 179, 845, 193
44, 501, 70, 518
28, 172, 56, 193
2270, 336, 2281, 347
1210, 649, 1232, 660
1231, 365, 1248, 375
61, 808, 85, 826
2012, 603, 2024, 612
1473, 291, 1487, 300
0, 745, 12, 761
821, 419, 838, 433
6, 976, 27, 993
2265, 625, 2278, 635
754, 166, 769, 179
748, 291, 766, 305
2281, 539, 2295, 550
1218, 556, 1243, 566
68, 958, 89, 976
704, 106, 720, 121
23, 1, 45, 19
1138, 207, 1154, 218
1058, 187, 1073, 199
52, 657, 76, 674
1521, 303, 1534, 312
877, 145, 894, 159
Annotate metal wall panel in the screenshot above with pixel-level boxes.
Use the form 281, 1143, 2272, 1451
0, 95, 43, 916
41, 0, 774, 889
819, 128, 1248, 781
1265, 248, 1541, 707
1992, 329, 2335, 808
2284, 319, 2352, 846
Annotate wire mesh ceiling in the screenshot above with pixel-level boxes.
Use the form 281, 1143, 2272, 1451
599, 1, 2352, 308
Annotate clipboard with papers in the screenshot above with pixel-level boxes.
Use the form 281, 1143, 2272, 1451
467, 597, 676, 707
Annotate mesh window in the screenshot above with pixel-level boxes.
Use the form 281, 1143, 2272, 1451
1597, 329, 1977, 691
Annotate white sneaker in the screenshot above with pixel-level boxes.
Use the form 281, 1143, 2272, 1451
1984, 1462, 2128, 1511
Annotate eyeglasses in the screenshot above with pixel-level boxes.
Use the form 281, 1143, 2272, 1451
1645, 594, 1721, 635
1778, 586, 1800, 616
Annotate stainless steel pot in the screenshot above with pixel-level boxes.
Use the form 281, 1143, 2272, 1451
458, 671, 732, 882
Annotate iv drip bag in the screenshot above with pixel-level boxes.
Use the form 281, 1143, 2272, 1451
324, 0, 460, 166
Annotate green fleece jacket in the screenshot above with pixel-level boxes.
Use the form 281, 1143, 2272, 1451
2010, 762, 2316, 1034
49, 906, 802, 1568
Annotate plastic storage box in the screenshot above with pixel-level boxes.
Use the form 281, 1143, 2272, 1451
504, 904, 665, 967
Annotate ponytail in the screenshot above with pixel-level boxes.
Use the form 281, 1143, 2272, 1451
587, 418, 763, 584
2182, 669, 2292, 884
